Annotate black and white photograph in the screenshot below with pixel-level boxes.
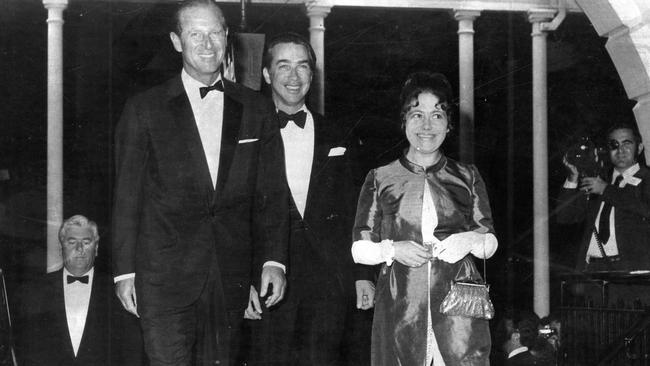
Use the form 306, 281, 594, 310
1, 0, 650, 365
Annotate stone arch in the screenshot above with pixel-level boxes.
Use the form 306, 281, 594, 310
576, 0, 650, 160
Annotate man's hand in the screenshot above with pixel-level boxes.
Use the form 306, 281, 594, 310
244, 285, 263, 320
355, 280, 375, 310
260, 266, 286, 308
580, 176, 608, 195
393, 240, 432, 267
115, 278, 139, 317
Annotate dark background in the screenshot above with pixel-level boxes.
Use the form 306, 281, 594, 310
0, 0, 637, 317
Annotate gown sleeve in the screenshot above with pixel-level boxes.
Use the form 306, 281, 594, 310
351, 170, 395, 265
468, 164, 498, 258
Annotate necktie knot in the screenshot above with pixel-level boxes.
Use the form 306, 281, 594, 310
278, 110, 307, 129
199, 80, 224, 99
67, 275, 89, 284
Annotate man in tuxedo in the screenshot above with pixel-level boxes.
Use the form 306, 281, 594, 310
245, 32, 374, 366
16, 215, 143, 366
557, 123, 650, 272
112, 1, 289, 365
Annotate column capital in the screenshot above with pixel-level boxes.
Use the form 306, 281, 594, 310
528, 8, 556, 24
42, 0, 67, 10
528, 9, 555, 36
453, 9, 481, 22
305, 1, 332, 18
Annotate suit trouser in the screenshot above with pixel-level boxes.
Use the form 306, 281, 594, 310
248, 221, 348, 366
248, 285, 347, 366
139, 262, 238, 366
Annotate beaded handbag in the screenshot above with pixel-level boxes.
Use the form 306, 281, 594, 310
439, 253, 495, 320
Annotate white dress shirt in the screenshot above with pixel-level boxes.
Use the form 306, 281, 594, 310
564, 164, 640, 261
587, 164, 639, 260
63, 267, 94, 356
182, 69, 224, 188
279, 105, 314, 218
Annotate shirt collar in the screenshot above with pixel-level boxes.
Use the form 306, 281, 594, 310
276, 104, 309, 115
508, 346, 528, 359
613, 163, 640, 181
181, 69, 223, 98
63, 267, 94, 285
277, 105, 312, 130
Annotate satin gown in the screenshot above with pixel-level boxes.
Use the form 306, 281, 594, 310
353, 155, 494, 366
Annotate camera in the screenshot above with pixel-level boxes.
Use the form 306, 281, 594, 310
538, 325, 557, 338
565, 136, 606, 178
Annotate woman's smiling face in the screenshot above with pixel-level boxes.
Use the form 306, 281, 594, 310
404, 92, 449, 158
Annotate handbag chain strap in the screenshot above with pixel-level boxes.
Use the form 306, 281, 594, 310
482, 238, 487, 283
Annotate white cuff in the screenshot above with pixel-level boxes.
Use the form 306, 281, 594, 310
563, 180, 578, 189
263, 261, 286, 273
470, 233, 498, 259
351, 239, 395, 266
114, 273, 135, 283
380, 239, 395, 266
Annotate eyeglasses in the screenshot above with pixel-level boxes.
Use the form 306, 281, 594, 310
607, 139, 636, 151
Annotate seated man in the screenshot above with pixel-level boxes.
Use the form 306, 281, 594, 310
15, 215, 143, 366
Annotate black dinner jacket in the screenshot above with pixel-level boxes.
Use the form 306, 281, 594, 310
277, 111, 373, 297
16, 268, 139, 366
112, 76, 289, 313
556, 164, 650, 271
506, 350, 538, 366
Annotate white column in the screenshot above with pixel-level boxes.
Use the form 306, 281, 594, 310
43, 0, 67, 272
528, 9, 555, 318
306, 2, 331, 115
454, 10, 480, 164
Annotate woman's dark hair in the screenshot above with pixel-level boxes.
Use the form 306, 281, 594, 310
399, 71, 454, 130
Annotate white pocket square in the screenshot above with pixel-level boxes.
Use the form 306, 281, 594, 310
328, 147, 346, 156
238, 138, 259, 144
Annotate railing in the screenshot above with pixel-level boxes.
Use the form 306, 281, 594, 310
559, 271, 650, 366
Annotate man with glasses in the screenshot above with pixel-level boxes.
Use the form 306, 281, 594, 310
557, 123, 650, 272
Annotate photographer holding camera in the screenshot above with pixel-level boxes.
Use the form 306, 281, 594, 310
557, 123, 650, 273
495, 310, 555, 366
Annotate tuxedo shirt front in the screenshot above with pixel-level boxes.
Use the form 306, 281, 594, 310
279, 105, 314, 217
63, 267, 94, 356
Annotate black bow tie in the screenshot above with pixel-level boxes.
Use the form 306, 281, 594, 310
199, 80, 224, 99
67, 275, 89, 284
278, 110, 307, 129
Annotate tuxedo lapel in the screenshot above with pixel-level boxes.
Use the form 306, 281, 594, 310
76, 273, 101, 362
304, 114, 331, 222
214, 86, 243, 197
168, 82, 215, 201
51, 271, 77, 362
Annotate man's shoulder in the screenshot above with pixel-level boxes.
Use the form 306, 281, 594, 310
312, 112, 351, 145
635, 164, 650, 177
125, 75, 182, 106
44, 269, 63, 284
224, 80, 266, 103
